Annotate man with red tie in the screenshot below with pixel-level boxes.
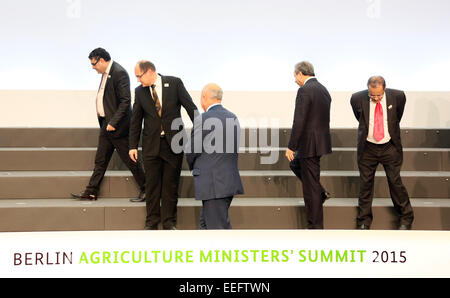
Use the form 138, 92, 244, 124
350, 76, 414, 230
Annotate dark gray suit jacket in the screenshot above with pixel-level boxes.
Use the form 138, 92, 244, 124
350, 88, 406, 160
288, 78, 332, 158
185, 104, 244, 201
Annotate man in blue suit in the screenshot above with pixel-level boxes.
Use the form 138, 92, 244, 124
185, 83, 244, 229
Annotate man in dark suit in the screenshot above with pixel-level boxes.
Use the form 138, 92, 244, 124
71, 48, 146, 201
129, 60, 197, 230
185, 83, 244, 229
350, 76, 414, 230
285, 61, 332, 229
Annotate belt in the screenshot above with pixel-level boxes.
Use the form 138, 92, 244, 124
366, 139, 392, 147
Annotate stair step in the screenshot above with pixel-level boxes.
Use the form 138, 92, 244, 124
0, 147, 448, 171
0, 128, 448, 148
0, 198, 448, 232
0, 170, 448, 199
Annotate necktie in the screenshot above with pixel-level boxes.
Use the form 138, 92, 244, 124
373, 102, 384, 142
151, 84, 164, 134
151, 84, 162, 117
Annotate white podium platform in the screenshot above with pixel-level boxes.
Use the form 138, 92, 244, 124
1, 229, 449, 278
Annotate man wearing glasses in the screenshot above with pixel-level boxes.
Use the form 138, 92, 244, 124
350, 76, 414, 230
71, 48, 146, 201
129, 60, 197, 230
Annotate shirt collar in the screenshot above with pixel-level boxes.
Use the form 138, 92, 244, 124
303, 76, 315, 86
206, 103, 221, 112
155, 74, 162, 86
105, 60, 113, 75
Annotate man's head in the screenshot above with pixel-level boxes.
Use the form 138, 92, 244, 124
89, 48, 111, 74
135, 60, 157, 87
294, 61, 315, 87
367, 76, 386, 102
201, 83, 223, 112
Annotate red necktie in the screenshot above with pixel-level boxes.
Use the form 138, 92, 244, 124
373, 102, 384, 142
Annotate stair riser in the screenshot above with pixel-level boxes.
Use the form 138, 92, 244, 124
0, 150, 448, 171
0, 204, 448, 232
0, 175, 447, 199
0, 129, 448, 148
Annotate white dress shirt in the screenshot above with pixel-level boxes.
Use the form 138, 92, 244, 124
303, 76, 315, 86
367, 93, 391, 144
96, 60, 113, 117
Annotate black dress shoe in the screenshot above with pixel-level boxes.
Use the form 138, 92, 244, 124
130, 190, 146, 202
71, 191, 97, 201
144, 224, 159, 230
163, 226, 177, 230
357, 224, 370, 230
398, 224, 412, 230
321, 190, 331, 203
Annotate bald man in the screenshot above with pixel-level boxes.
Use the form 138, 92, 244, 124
185, 84, 244, 229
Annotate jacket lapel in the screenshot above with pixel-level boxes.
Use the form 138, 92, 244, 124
160, 74, 166, 117
103, 61, 114, 92
142, 86, 159, 118
385, 88, 395, 132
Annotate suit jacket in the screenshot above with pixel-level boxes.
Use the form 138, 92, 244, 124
350, 88, 406, 160
185, 104, 244, 201
98, 61, 132, 139
129, 75, 197, 159
288, 78, 332, 158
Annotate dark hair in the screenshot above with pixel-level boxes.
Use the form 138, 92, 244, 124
88, 47, 111, 62
367, 76, 386, 89
137, 60, 156, 73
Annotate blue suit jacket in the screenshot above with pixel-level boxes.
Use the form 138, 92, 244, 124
185, 104, 244, 201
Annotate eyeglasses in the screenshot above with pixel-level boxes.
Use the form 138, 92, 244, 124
369, 94, 384, 100
136, 69, 148, 79
91, 58, 100, 66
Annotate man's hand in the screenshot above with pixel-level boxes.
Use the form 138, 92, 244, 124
106, 124, 116, 131
285, 148, 295, 162
129, 149, 138, 163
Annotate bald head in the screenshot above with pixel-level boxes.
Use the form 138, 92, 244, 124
201, 83, 223, 112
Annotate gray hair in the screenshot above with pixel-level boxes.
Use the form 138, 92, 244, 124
367, 76, 386, 89
294, 61, 315, 76
204, 84, 223, 100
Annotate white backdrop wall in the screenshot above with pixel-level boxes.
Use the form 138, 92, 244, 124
0, 0, 449, 128
0, 90, 448, 128
0, 0, 450, 92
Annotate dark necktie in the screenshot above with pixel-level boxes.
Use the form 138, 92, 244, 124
151, 84, 162, 117
151, 84, 164, 134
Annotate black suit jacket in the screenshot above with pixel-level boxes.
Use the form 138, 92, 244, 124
129, 75, 198, 158
288, 78, 332, 158
97, 61, 132, 139
350, 88, 406, 160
